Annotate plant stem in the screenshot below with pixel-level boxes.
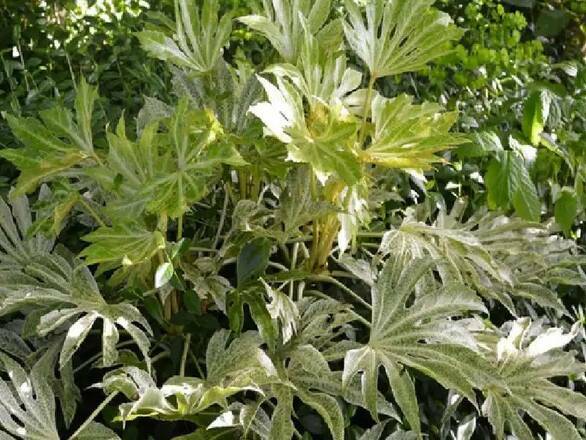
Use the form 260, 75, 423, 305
359, 75, 377, 146
177, 214, 183, 241
67, 391, 119, 440
310, 275, 372, 310
213, 185, 230, 249
77, 196, 106, 228
180, 333, 191, 377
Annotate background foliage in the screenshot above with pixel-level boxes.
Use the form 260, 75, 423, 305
0, 0, 585, 439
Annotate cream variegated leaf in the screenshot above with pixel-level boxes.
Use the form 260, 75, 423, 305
265, 16, 363, 112
342, 255, 493, 433
378, 200, 584, 314
100, 331, 276, 423
239, 0, 340, 63
343, 0, 463, 79
0, 351, 60, 440
250, 76, 361, 185
478, 319, 586, 440
0, 196, 152, 370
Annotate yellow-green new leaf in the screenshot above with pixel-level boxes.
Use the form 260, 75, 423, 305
250, 76, 361, 185
81, 224, 166, 267
360, 94, 467, 170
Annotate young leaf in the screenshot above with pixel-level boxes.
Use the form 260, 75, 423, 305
155, 262, 174, 289
522, 89, 552, 146
361, 94, 467, 170
250, 76, 361, 185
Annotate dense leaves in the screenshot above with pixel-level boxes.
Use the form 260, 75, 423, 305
0, 0, 584, 439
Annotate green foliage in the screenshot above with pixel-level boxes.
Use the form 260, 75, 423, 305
0, 0, 584, 439
137, 0, 232, 74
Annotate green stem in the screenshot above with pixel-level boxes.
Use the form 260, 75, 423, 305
180, 333, 191, 377
310, 275, 372, 310
77, 196, 106, 228
213, 185, 230, 249
67, 391, 119, 440
359, 75, 377, 147
177, 215, 183, 241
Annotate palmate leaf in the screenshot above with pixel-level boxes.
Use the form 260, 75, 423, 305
0, 252, 153, 370
92, 99, 245, 220
101, 331, 276, 423
342, 256, 493, 435
479, 319, 586, 440
378, 200, 585, 314
211, 299, 380, 440
342, 0, 463, 79
0, 196, 152, 370
360, 94, 468, 170
239, 0, 339, 63
0, 349, 119, 440
250, 76, 361, 185
0, 194, 54, 268
143, 99, 246, 218
264, 16, 364, 112
170, 61, 264, 135
0, 79, 100, 195
219, 346, 348, 440
80, 224, 166, 267
0, 350, 59, 440
86, 118, 163, 219
137, 0, 231, 74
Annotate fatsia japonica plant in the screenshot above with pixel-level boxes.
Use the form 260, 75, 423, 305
0, 0, 584, 439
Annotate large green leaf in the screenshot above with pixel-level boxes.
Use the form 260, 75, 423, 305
138, 0, 231, 74
342, 256, 493, 432
1, 79, 100, 195
343, 0, 463, 79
